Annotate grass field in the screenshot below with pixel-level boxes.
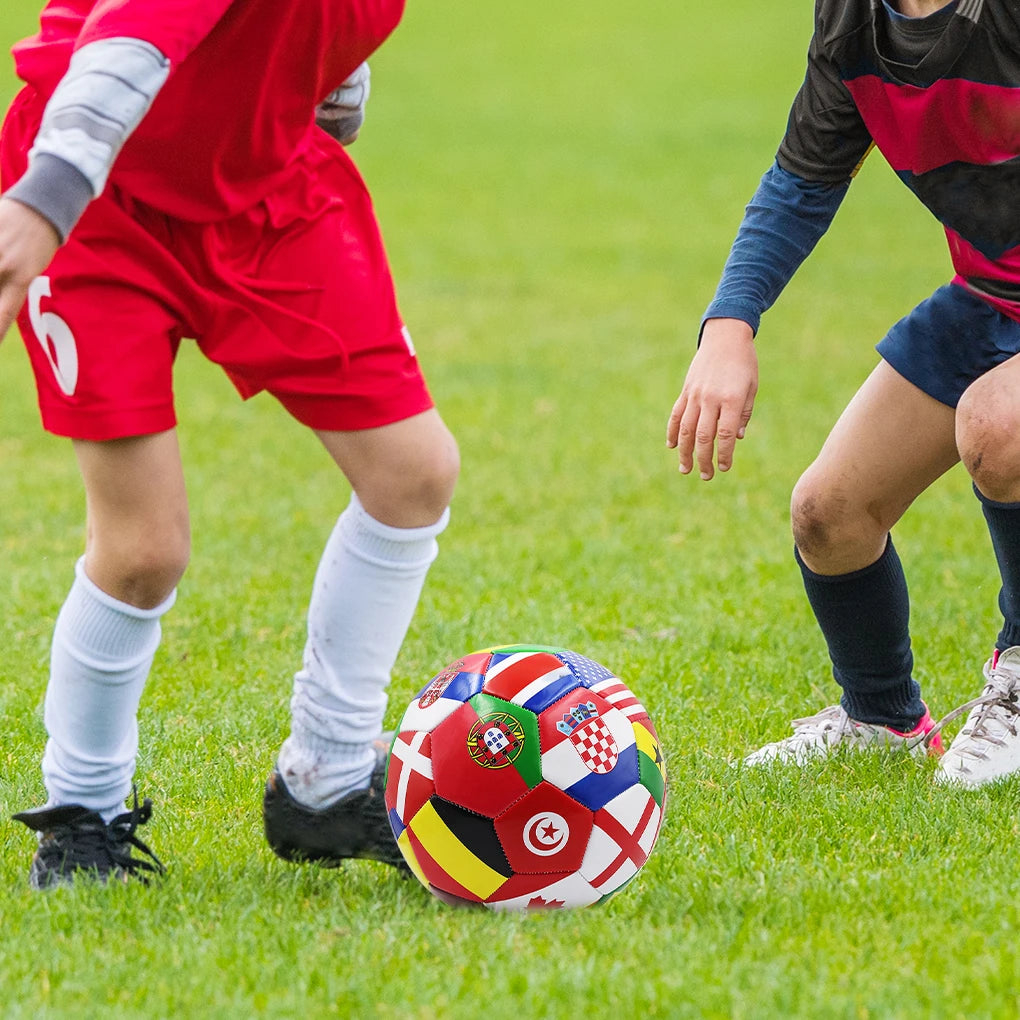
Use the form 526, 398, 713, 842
2, 2, 1019, 1018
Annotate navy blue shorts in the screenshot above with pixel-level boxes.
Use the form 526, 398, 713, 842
876, 283, 1020, 408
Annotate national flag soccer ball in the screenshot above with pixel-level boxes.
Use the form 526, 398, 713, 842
384, 645, 667, 910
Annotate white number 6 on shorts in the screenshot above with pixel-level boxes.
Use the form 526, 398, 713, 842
28, 275, 79, 396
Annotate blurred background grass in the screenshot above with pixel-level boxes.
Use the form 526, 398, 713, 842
1, 2, 1013, 1018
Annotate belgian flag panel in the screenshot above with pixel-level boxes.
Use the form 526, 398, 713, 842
404, 795, 513, 902
403, 824, 486, 904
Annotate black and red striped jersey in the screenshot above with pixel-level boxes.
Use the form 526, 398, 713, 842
776, 0, 1020, 318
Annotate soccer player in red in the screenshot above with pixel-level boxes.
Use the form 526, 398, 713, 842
0, 0, 460, 886
668, 0, 1020, 782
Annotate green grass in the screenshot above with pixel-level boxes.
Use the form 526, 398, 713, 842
1, 1, 1017, 1018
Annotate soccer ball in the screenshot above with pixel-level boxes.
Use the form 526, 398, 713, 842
384, 645, 667, 910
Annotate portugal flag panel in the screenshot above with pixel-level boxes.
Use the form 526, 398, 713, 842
429, 701, 535, 816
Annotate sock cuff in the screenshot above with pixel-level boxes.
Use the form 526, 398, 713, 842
973, 482, 1020, 511
794, 538, 898, 585
58, 557, 176, 667
74, 557, 178, 619
341, 493, 450, 569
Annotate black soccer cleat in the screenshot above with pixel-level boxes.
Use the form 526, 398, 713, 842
263, 738, 407, 871
12, 792, 165, 889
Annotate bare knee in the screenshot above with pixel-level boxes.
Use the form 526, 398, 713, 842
85, 515, 191, 609
790, 470, 887, 573
957, 378, 1020, 501
791, 475, 843, 562
360, 429, 460, 527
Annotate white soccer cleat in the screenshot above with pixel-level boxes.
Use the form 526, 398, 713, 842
743, 703, 943, 766
935, 647, 1020, 789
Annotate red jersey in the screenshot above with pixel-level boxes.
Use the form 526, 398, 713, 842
10, 0, 405, 220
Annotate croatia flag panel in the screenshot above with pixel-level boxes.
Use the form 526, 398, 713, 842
539, 689, 639, 811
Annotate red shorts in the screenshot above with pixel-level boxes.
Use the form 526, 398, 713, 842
0, 87, 434, 441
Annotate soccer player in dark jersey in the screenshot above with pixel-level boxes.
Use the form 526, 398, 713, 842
0, 0, 460, 886
667, 0, 1020, 783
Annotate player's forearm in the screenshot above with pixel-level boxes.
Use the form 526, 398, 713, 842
3, 37, 170, 240
702, 161, 848, 337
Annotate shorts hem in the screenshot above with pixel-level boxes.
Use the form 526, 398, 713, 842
271, 388, 435, 432
39, 405, 178, 441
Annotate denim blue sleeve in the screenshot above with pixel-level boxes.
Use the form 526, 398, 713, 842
702, 161, 849, 337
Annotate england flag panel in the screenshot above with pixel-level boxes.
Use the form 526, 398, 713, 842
579, 784, 662, 896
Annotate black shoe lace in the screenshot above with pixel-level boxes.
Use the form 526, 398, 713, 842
18, 789, 166, 884
103, 792, 166, 881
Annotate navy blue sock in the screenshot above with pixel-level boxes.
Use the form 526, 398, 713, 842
796, 539, 924, 729
975, 484, 1020, 651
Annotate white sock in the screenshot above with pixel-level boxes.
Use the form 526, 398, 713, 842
277, 493, 449, 808
42, 557, 176, 822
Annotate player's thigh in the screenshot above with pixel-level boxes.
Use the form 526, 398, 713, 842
316, 409, 459, 528
795, 359, 959, 535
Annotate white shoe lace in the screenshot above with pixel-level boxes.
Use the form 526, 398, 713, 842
787, 704, 853, 744
747, 705, 858, 763
928, 663, 1020, 762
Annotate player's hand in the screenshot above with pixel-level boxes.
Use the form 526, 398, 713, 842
666, 317, 758, 480
315, 62, 371, 146
0, 197, 61, 342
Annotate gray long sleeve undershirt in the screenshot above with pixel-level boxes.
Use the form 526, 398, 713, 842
4, 36, 170, 240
